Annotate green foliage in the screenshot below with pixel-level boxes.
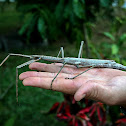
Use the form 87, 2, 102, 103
102, 15, 126, 62
103, 32, 115, 41
16, 0, 115, 44
4, 116, 16, 126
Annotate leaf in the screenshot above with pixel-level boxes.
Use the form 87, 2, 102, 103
55, 0, 64, 21
38, 16, 47, 39
4, 116, 16, 126
118, 33, 126, 46
111, 44, 119, 55
18, 14, 33, 35
103, 32, 115, 41
118, 0, 125, 7
100, 0, 111, 7
73, 0, 85, 19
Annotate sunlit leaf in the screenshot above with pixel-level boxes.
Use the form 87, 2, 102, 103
111, 44, 119, 55
103, 32, 115, 41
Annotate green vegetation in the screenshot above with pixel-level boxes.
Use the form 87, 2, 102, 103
0, 3, 21, 34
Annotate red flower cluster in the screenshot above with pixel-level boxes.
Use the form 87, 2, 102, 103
49, 95, 106, 126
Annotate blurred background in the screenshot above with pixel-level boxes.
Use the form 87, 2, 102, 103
0, 0, 126, 126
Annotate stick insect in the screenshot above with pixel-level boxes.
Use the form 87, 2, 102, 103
1, 41, 126, 103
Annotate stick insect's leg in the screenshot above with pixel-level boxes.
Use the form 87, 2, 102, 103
57, 47, 64, 58
78, 41, 84, 58
66, 65, 95, 79
53, 47, 64, 65
16, 58, 41, 103
75, 41, 84, 68
50, 62, 66, 90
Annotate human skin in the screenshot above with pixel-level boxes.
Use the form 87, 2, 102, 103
19, 62, 126, 108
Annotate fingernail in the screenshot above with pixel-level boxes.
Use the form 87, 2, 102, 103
74, 93, 86, 101
82, 94, 86, 99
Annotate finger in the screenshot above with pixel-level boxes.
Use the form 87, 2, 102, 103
29, 62, 78, 74
22, 77, 78, 94
19, 71, 73, 80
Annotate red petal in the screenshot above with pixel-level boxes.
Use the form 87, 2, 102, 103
116, 118, 126, 124
57, 102, 64, 113
49, 102, 60, 113
78, 114, 90, 121
97, 105, 106, 123
87, 122, 93, 126
57, 113, 69, 120
90, 105, 96, 117
78, 106, 92, 114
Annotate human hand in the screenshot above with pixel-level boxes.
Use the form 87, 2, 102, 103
19, 62, 126, 107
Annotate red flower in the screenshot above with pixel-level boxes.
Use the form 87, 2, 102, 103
116, 118, 126, 126
89, 102, 106, 125
49, 96, 106, 126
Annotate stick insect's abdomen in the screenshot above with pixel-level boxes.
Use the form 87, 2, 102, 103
92, 62, 126, 70
111, 63, 126, 70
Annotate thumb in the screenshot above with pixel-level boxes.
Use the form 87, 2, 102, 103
74, 80, 111, 104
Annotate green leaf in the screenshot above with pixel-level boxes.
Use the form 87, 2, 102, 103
38, 17, 46, 39
55, 0, 64, 21
118, 0, 125, 7
73, 0, 85, 19
118, 33, 126, 46
4, 116, 16, 126
103, 32, 115, 41
100, 0, 110, 7
111, 44, 119, 55
18, 14, 33, 35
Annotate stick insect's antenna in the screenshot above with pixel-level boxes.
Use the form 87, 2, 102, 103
0, 53, 32, 66
78, 41, 84, 58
